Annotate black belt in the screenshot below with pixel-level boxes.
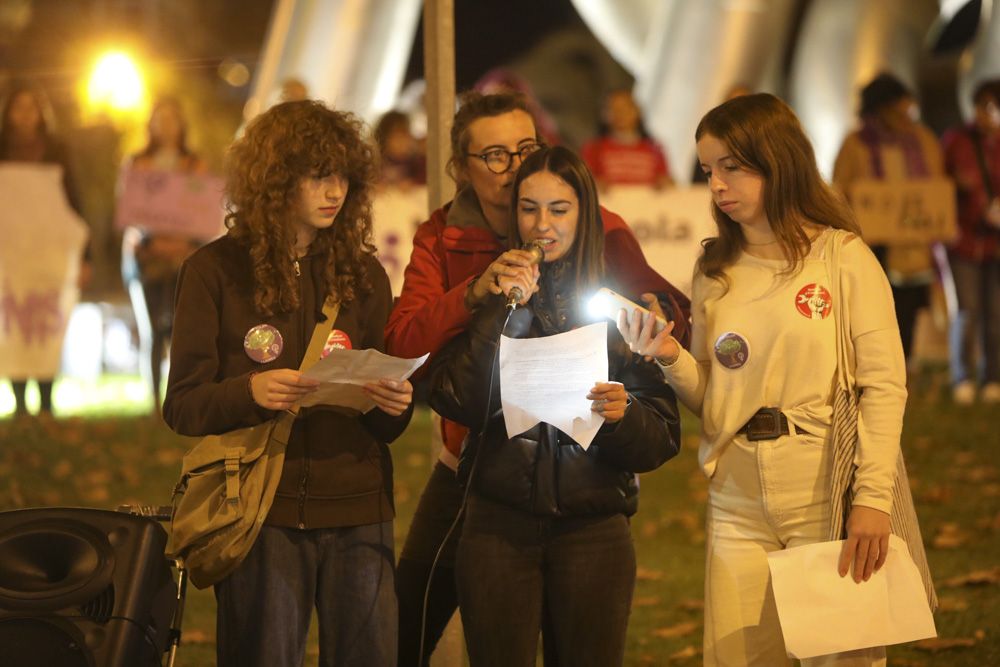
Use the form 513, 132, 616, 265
739, 407, 791, 441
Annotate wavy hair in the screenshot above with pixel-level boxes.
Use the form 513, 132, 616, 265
695, 93, 859, 288
225, 100, 378, 316
508, 146, 604, 293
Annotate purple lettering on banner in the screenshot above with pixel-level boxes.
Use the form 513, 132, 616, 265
1, 281, 63, 346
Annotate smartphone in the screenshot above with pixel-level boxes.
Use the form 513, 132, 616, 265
586, 287, 669, 335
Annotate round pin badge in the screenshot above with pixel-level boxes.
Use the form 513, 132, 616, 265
795, 283, 833, 320
244, 324, 284, 363
714, 331, 750, 369
320, 329, 353, 359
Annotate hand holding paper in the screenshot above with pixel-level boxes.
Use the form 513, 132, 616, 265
299, 348, 427, 412
499, 322, 608, 449
767, 535, 936, 659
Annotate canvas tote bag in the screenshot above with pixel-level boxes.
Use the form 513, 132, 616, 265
824, 230, 937, 610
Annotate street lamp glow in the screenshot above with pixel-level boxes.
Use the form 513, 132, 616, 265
87, 51, 145, 111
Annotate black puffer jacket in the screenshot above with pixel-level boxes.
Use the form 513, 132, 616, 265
429, 265, 681, 518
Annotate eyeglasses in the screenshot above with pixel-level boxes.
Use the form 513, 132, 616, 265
466, 143, 543, 174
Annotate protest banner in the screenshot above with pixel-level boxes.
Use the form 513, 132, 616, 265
114, 167, 227, 240
848, 179, 957, 244
0, 164, 89, 379
600, 185, 715, 296
371, 186, 428, 295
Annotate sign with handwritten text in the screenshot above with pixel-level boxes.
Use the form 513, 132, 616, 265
848, 179, 957, 244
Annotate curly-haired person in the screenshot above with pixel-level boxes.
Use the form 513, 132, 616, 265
163, 100, 414, 667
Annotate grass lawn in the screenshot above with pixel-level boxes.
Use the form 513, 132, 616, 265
0, 377, 997, 665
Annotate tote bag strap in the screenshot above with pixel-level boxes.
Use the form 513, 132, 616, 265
287, 298, 341, 417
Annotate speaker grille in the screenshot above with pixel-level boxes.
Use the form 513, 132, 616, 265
0, 520, 114, 611
79, 584, 114, 623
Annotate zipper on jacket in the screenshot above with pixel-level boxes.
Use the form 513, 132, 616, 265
296, 257, 309, 529
297, 443, 309, 529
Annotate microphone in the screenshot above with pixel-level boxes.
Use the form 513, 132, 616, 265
505, 241, 545, 310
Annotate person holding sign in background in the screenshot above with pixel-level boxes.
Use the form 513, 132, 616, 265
1, 80, 87, 418
941, 79, 1000, 404
120, 97, 208, 411
833, 73, 945, 367
163, 100, 413, 667
429, 145, 680, 667
619, 93, 930, 665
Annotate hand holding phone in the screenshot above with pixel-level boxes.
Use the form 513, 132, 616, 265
587, 288, 668, 334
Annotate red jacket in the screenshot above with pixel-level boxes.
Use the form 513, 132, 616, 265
942, 124, 1000, 261
385, 187, 691, 462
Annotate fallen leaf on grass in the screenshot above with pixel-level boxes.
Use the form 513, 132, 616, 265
981, 483, 1000, 497
81, 486, 110, 503
935, 596, 969, 612
931, 523, 968, 549
917, 484, 951, 504
954, 451, 976, 466
913, 637, 977, 652
636, 567, 665, 581
669, 645, 701, 661
155, 448, 182, 465
652, 621, 698, 639
182, 629, 212, 644
677, 598, 704, 612
52, 459, 72, 480
963, 465, 998, 483
633, 595, 662, 607
640, 520, 659, 538
940, 567, 1000, 588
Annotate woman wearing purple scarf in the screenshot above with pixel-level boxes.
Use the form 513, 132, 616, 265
833, 73, 945, 364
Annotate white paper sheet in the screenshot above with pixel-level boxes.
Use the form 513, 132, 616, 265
767, 535, 936, 659
299, 348, 428, 412
498, 321, 608, 450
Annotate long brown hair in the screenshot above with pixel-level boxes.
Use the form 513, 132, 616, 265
695, 93, 859, 287
508, 146, 604, 293
136, 97, 195, 160
225, 100, 377, 316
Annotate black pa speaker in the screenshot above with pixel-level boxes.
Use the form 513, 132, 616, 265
0, 507, 177, 667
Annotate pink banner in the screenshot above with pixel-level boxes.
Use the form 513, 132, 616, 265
115, 168, 227, 240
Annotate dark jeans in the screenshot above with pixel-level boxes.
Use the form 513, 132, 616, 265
11, 380, 53, 415
891, 283, 929, 361
396, 461, 464, 666
215, 522, 397, 667
456, 494, 636, 667
948, 253, 1000, 384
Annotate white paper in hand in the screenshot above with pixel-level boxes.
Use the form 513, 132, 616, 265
299, 348, 427, 412
498, 321, 608, 449
767, 535, 936, 659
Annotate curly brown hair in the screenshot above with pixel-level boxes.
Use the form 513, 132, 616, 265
225, 100, 378, 316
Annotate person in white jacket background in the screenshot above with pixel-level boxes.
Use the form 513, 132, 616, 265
618, 93, 907, 667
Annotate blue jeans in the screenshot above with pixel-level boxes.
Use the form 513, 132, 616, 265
215, 522, 397, 667
455, 494, 636, 667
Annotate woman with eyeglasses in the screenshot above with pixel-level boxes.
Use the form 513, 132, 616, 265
386, 91, 691, 665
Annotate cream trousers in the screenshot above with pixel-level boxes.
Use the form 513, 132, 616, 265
704, 432, 886, 667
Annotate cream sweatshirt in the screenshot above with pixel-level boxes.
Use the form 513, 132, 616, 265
662, 231, 907, 513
